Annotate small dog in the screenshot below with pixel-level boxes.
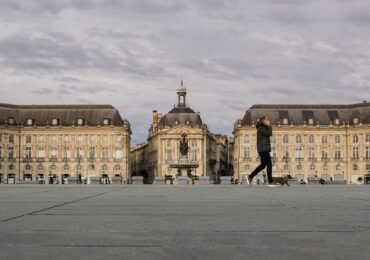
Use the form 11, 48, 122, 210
272, 175, 293, 186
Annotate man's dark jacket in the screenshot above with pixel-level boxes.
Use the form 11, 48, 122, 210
256, 121, 272, 153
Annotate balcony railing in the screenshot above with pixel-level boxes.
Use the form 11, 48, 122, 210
23, 158, 32, 162
308, 157, 317, 161
7, 158, 16, 162
114, 158, 123, 162
49, 158, 58, 162
101, 158, 110, 162
242, 158, 252, 161
36, 158, 45, 162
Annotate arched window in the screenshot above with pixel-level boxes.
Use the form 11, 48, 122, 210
353, 117, 359, 124
8, 118, 15, 125
27, 119, 34, 126
307, 118, 314, 125
77, 118, 84, 125
334, 118, 340, 125
52, 119, 59, 125
103, 118, 110, 125
282, 118, 289, 125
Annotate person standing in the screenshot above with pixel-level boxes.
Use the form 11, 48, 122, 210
246, 116, 278, 187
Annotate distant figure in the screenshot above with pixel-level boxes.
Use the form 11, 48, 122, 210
246, 116, 278, 187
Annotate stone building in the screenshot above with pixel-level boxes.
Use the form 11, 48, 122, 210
130, 82, 224, 183
233, 102, 370, 184
0, 103, 131, 184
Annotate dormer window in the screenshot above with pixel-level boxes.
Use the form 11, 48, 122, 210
334, 118, 340, 125
52, 119, 59, 126
186, 120, 190, 125
307, 118, 314, 125
103, 118, 110, 125
353, 117, 359, 124
282, 118, 289, 125
175, 120, 179, 125
77, 118, 84, 125
27, 119, 34, 126
8, 118, 14, 125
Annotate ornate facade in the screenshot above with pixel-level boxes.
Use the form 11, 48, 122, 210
0, 104, 131, 184
130, 82, 228, 183
233, 102, 370, 184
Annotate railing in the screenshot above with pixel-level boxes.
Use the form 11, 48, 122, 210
114, 158, 122, 162
23, 158, 32, 162
101, 158, 110, 162
36, 158, 45, 162
308, 157, 317, 162
242, 158, 252, 161
49, 158, 58, 162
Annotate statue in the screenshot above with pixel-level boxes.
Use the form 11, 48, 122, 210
179, 133, 189, 156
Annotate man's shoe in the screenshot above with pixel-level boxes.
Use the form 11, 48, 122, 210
245, 176, 252, 185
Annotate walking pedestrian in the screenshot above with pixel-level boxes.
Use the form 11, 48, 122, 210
246, 116, 279, 187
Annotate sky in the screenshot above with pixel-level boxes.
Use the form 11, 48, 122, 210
0, 0, 369, 145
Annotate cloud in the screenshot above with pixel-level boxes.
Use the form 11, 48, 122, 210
0, 0, 369, 145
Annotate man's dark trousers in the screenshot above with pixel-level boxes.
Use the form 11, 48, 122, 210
249, 152, 273, 184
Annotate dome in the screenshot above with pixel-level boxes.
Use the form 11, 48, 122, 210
158, 107, 203, 128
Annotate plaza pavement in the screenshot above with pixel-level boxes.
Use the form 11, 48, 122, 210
0, 184, 369, 260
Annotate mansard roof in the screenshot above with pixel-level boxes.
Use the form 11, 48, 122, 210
241, 102, 370, 126
158, 106, 203, 128
0, 103, 126, 126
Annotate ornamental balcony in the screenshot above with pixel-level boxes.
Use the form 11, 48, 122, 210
23, 158, 33, 162
49, 158, 58, 162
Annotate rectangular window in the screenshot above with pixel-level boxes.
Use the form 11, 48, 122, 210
335, 148, 341, 159
271, 147, 277, 158
322, 136, 328, 144
352, 147, 359, 159
283, 135, 289, 144
76, 147, 83, 159
102, 135, 108, 144
51, 147, 58, 158
115, 136, 121, 144
166, 139, 171, 147
366, 146, 370, 159
76, 135, 83, 145
38, 147, 45, 158
63, 147, 70, 159
0, 147, 2, 159
335, 135, 341, 144
308, 147, 316, 159
51, 135, 57, 145
322, 149, 328, 159
89, 136, 95, 145
295, 148, 303, 159
26, 135, 31, 144
243, 147, 250, 159
64, 135, 70, 144
192, 139, 197, 147
38, 135, 45, 144
89, 147, 95, 159
366, 134, 370, 142
296, 135, 302, 143
0, 134, 2, 142
191, 150, 197, 161
309, 135, 315, 143
283, 147, 289, 158
102, 147, 109, 159
270, 136, 275, 143
114, 148, 122, 159
25, 147, 32, 159
244, 135, 250, 143
9, 135, 14, 143
8, 147, 14, 159
166, 150, 172, 161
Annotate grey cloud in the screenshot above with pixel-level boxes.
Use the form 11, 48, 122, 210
0, 0, 370, 145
